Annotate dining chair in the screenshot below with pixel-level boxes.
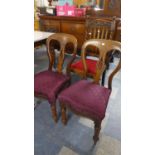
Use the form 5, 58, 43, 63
34, 33, 77, 122
58, 39, 121, 144
67, 39, 106, 82
85, 17, 116, 41
69, 17, 117, 85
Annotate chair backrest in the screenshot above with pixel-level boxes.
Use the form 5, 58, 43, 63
81, 39, 121, 90
85, 17, 116, 40
46, 33, 77, 73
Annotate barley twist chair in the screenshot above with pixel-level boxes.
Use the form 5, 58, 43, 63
34, 33, 77, 123
58, 39, 121, 144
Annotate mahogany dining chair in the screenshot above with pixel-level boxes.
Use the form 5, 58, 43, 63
58, 39, 121, 144
34, 33, 77, 122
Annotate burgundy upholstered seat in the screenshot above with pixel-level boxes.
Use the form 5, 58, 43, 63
58, 80, 111, 120
34, 70, 70, 104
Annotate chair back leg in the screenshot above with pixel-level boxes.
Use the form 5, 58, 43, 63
61, 103, 67, 125
93, 120, 102, 145
51, 104, 58, 123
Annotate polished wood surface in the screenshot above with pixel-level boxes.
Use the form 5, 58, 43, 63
39, 15, 121, 52
39, 15, 85, 51
46, 33, 77, 72
84, 39, 120, 85
39, 15, 85, 21
38, 0, 121, 50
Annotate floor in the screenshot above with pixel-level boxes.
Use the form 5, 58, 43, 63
34, 46, 121, 155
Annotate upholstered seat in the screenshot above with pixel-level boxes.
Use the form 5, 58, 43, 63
35, 70, 70, 103
58, 80, 111, 120
71, 59, 97, 75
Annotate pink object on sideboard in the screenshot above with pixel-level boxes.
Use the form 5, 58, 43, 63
56, 5, 67, 16
75, 8, 86, 16
56, 3, 76, 16
67, 5, 76, 16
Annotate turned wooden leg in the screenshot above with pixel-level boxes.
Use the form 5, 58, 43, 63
51, 104, 58, 123
93, 120, 101, 145
61, 103, 67, 125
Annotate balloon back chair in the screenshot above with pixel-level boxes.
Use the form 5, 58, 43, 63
58, 39, 121, 144
34, 33, 77, 122
69, 17, 117, 85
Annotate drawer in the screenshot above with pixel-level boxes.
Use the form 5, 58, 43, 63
41, 20, 59, 26
40, 20, 60, 32
61, 22, 85, 35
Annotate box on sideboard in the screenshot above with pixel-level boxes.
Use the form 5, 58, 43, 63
56, 2, 86, 16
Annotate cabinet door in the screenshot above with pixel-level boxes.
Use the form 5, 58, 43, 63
40, 20, 60, 32
61, 22, 85, 35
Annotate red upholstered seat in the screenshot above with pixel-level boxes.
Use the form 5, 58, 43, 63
58, 80, 111, 120
71, 59, 97, 74
34, 70, 70, 104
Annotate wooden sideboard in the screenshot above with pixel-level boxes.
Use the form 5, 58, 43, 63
39, 15, 121, 51
39, 15, 86, 50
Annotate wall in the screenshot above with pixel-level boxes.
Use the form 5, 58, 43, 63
36, 0, 99, 7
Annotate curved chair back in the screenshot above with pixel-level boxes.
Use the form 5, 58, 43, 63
46, 33, 78, 73
81, 39, 121, 89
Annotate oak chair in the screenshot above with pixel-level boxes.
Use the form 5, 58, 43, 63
58, 39, 121, 144
34, 33, 77, 122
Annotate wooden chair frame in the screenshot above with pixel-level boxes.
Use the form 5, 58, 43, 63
60, 39, 121, 144
34, 33, 77, 122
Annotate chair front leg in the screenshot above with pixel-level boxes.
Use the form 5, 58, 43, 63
60, 103, 67, 125
51, 104, 58, 123
93, 120, 101, 145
